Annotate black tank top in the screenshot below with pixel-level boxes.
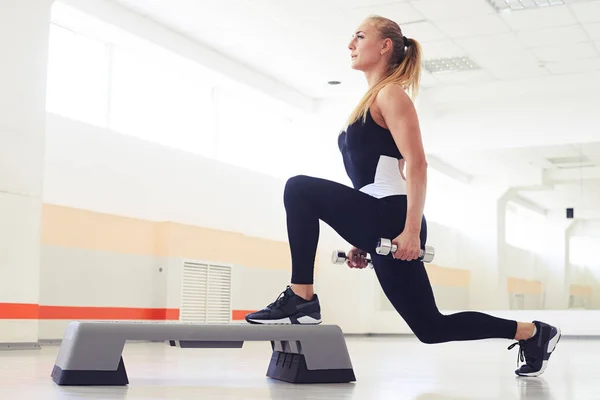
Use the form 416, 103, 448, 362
338, 108, 406, 198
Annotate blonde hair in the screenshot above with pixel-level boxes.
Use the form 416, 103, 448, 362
347, 15, 422, 126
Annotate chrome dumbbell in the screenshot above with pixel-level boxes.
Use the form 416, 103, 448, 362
331, 237, 435, 267
331, 250, 374, 268
375, 238, 435, 263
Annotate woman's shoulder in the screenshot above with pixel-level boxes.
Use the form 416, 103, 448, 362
375, 83, 411, 108
371, 84, 413, 125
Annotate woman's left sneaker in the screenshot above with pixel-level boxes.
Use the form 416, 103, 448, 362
508, 320, 561, 377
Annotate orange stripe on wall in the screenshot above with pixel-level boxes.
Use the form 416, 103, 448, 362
507, 277, 543, 295
570, 284, 592, 297
38, 306, 180, 320
41, 204, 292, 270
0, 303, 250, 321
425, 264, 470, 288
41, 204, 159, 256
0, 304, 179, 320
158, 222, 293, 270
0, 303, 40, 319
232, 310, 255, 321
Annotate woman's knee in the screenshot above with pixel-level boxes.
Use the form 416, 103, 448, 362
408, 314, 446, 344
284, 175, 314, 204
413, 329, 443, 344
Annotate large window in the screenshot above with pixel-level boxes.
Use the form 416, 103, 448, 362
45, 3, 329, 179
109, 45, 216, 157
46, 18, 218, 158
46, 23, 109, 127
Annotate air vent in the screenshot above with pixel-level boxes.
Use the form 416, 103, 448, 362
179, 261, 232, 324
487, 0, 588, 12
423, 56, 480, 74
556, 163, 596, 169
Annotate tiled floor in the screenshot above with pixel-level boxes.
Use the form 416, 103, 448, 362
0, 335, 597, 399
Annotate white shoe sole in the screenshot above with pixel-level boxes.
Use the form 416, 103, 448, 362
246, 315, 322, 325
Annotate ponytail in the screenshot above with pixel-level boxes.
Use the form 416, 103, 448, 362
346, 16, 422, 126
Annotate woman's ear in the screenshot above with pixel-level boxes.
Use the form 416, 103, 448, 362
381, 38, 393, 56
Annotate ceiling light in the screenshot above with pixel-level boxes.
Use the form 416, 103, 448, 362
547, 155, 590, 164
423, 57, 480, 74
487, 0, 565, 12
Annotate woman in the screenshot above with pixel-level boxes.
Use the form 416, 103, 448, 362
245, 15, 560, 377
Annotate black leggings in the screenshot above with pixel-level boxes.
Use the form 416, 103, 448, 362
283, 175, 517, 343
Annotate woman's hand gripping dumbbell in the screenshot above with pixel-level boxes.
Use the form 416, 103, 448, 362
375, 238, 435, 263
331, 246, 372, 269
331, 237, 435, 268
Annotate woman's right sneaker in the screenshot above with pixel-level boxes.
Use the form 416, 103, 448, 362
245, 285, 322, 325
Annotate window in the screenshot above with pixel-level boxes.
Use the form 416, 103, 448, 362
45, 3, 326, 178
109, 45, 217, 157
46, 23, 109, 127
47, 3, 219, 158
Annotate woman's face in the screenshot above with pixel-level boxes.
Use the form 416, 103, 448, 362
348, 20, 390, 72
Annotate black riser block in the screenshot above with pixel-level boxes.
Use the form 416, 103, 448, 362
266, 351, 355, 384
51, 357, 129, 386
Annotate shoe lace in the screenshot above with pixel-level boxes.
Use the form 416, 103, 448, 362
267, 286, 292, 309
507, 340, 537, 367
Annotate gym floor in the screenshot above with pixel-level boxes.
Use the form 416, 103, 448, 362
0, 335, 596, 399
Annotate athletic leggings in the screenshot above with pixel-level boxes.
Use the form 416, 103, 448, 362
283, 174, 518, 343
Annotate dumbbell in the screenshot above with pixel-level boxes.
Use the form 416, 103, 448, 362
331, 237, 435, 267
376, 238, 435, 263
331, 249, 374, 268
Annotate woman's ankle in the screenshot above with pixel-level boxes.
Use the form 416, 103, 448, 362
514, 322, 536, 341
291, 284, 314, 301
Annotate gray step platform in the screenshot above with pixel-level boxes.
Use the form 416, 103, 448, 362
51, 321, 355, 386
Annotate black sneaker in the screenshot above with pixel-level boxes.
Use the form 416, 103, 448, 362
245, 286, 322, 325
507, 320, 561, 377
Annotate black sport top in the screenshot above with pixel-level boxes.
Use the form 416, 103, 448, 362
338, 108, 406, 198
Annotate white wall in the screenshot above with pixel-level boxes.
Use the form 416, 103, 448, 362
0, 0, 55, 344
43, 114, 290, 242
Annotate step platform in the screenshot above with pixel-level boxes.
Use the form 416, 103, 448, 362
51, 321, 355, 386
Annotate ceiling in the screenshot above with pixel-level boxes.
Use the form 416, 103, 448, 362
106, 0, 600, 98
